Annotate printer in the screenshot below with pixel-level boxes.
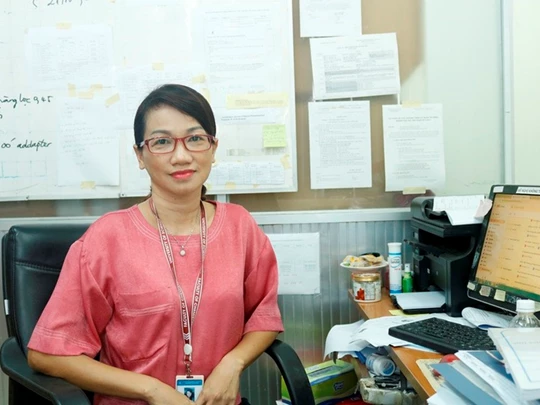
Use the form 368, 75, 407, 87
409, 197, 481, 317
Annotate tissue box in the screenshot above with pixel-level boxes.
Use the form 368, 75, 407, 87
281, 360, 358, 405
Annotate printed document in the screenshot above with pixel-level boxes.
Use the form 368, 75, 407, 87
267, 233, 320, 295
383, 104, 445, 192
310, 33, 400, 100
299, 0, 362, 38
432, 195, 486, 225
308, 101, 372, 189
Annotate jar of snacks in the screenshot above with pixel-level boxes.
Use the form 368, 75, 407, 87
352, 272, 382, 303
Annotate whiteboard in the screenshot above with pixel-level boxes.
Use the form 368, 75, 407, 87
0, 0, 296, 201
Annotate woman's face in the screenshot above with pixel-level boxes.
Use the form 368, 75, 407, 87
135, 105, 217, 199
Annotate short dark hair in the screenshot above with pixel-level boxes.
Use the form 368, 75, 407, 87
134, 84, 216, 147
134, 84, 216, 200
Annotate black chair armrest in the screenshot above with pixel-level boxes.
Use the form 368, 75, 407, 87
264, 339, 315, 405
0, 337, 91, 405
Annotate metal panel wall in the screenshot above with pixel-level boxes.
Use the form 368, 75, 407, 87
240, 219, 412, 404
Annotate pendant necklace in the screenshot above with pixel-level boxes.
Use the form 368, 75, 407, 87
170, 211, 199, 257
175, 226, 195, 257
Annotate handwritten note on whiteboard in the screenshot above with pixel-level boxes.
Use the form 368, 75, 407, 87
267, 233, 320, 295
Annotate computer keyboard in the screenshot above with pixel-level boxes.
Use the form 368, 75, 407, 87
388, 317, 497, 354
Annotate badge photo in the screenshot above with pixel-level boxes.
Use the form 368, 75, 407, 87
176, 375, 204, 400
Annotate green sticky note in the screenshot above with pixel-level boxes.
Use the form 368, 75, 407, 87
263, 124, 287, 148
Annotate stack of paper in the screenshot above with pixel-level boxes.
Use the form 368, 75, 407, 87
488, 328, 540, 401
429, 350, 535, 405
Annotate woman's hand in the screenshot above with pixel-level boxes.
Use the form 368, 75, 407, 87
195, 356, 242, 405
146, 379, 194, 405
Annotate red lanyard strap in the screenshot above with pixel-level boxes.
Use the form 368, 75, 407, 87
149, 199, 207, 376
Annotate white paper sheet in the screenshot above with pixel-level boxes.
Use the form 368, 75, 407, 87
299, 0, 362, 38
56, 98, 119, 186
196, 1, 283, 108
308, 101, 372, 190
267, 233, 320, 295
25, 24, 114, 91
433, 195, 485, 225
208, 161, 285, 186
461, 307, 512, 330
324, 320, 369, 360
383, 104, 446, 192
310, 33, 400, 100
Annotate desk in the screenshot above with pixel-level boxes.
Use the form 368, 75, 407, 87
350, 290, 442, 401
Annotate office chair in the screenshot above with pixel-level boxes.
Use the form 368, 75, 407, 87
1, 223, 315, 405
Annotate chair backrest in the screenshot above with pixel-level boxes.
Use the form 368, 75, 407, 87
2, 223, 91, 355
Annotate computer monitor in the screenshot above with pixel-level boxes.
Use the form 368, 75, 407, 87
468, 184, 540, 313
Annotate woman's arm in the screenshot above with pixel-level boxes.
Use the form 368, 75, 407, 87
196, 331, 278, 404
27, 349, 191, 405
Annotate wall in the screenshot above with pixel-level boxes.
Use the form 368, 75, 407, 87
513, 0, 540, 184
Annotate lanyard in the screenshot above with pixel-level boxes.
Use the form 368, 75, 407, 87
149, 198, 207, 376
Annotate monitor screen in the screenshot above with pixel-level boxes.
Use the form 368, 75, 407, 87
468, 185, 540, 312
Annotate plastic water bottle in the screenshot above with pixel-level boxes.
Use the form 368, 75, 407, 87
388, 242, 402, 294
509, 299, 540, 328
365, 354, 396, 376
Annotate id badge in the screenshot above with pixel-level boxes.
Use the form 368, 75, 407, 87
176, 375, 204, 401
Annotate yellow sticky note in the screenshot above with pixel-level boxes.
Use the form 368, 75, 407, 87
403, 187, 426, 195
152, 62, 165, 71
68, 83, 77, 97
262, 124, 287, 148
226, 93, 288, 109
280, 154, 291, 170
105, 93, 120, 107
80, 181, 96, 189
200, 88, 211, 103
225, 182, 236, 190
77, 91, 94, 100
402, 100, 422, 108
191, 74, 206, 84
90, 84, 103, 92
389, 309, 425, 317
56, 22, 72, 30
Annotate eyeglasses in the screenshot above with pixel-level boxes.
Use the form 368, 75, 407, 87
139, 134, 215, 154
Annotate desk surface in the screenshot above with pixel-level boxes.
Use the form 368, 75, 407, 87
351, 290, 442, 400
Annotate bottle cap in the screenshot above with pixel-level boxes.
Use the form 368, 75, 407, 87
387, 242, 402, 254
516, 299, 536, 313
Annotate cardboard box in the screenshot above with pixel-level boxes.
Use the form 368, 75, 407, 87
281, 360, 358, 405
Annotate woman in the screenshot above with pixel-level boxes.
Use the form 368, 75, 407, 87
27, 84, 284, 405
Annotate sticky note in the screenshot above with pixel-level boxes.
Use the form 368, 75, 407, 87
280, 154, 291, 170
200, 89, 211, 103
402, 100, 422, 108
68, 84, 77, 97
80, 181, 96, 189
225, 182, 236, 190
90, 84, 103, 92
403, 187, 426, 195
77, 91, 94, 100
105, 93, 120, 107
262, 124, 287, 148
56, 22, 72, 30
152, 62, 165, 71
226, 93, 288, 109
191, 74, 206, 84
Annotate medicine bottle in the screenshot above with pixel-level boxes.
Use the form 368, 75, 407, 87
387, 242, 402, 294
509, 299, 540, 328
365, 354, 396, 376
402, 264, 413, 293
